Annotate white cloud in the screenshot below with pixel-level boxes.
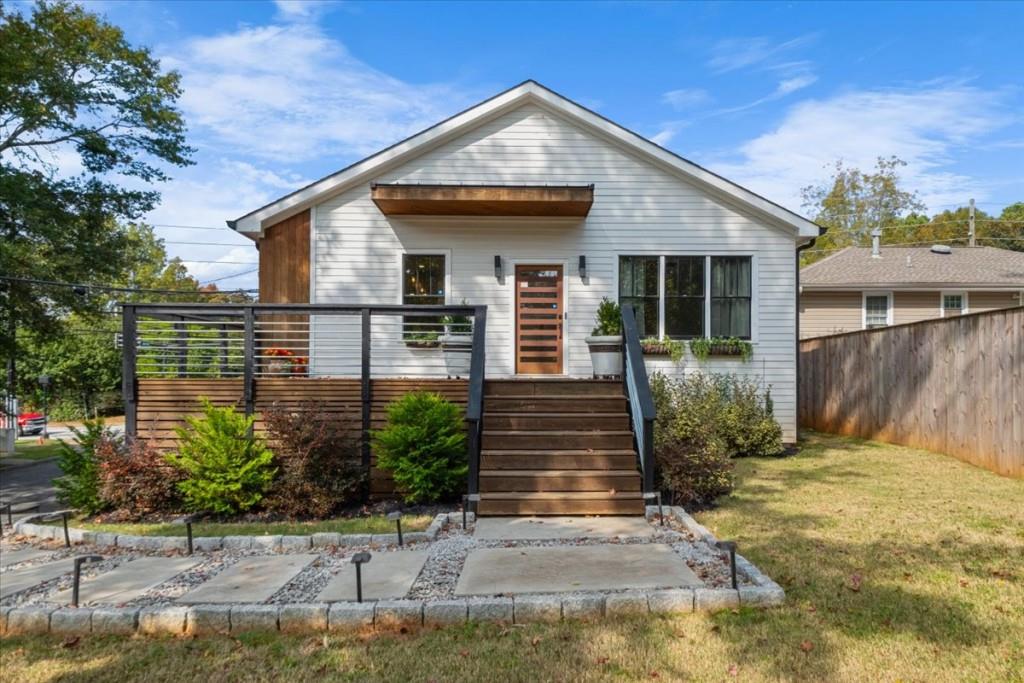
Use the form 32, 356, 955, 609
710, 84, 1010, 213
662, 88, 712, 110
707, 34, 818, 73
273, 0, 331, 21
164, 23, 471, 162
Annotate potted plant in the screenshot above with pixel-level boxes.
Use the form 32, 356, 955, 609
585, 298, 623, 377
641, 337, 685, 363
439, 301, 473, 378
264, 348, 294, 375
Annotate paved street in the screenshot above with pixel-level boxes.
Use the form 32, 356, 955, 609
0, 457, 60, 516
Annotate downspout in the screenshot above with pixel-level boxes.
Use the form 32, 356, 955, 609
794, 227, 826, 444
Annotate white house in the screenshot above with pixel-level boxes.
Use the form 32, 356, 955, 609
229, 81, 822, 443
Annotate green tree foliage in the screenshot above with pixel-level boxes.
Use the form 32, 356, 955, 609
167, 399, 276, 514
53, 418, 120, 514
372, 392, 467, 504
0, 0, 193, 359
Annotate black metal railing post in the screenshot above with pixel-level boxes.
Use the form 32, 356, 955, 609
360, 308, 372, 467
621, 305, 657, 495
121, 305, 137, 437
465, 306, 487, 497
243, 307, 255, 416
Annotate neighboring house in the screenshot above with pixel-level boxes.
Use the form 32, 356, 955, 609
227, 81, 822, 442
800, 242, 1024, 338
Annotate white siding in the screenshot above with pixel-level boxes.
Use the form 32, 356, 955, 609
311, 104, 800, 440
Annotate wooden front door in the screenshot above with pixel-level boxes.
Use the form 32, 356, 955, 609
515, 265, 564, 374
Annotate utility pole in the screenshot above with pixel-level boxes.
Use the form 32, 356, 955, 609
968, 198, 976, 247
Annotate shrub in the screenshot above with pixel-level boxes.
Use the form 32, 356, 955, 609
54, 419, 119, 514
371, 391, 466, 504
166, 398, 276, 514
649, 372, 784, 506
96, 438, 183, 517
591, 297, 622, 336
262, 402, 365, 518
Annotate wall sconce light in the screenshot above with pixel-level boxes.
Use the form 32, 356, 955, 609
578, 255, 587, 280
494, 255, 503, 280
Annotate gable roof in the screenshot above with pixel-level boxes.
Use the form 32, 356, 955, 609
801, 246, 1024, 289
228, 80, 822, 240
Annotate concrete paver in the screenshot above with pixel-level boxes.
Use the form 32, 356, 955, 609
0, 561, 72, 599
455, 544, 700, 596
50, 556, 199, 605
177, 555, 316, 604
473, 516, 655, 540
318, 550, 428, 601
0, 547, 54, 567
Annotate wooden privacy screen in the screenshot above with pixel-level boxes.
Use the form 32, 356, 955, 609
798, 307, 1022, 477
135, 377, 469, 496
515, 265, 564, 374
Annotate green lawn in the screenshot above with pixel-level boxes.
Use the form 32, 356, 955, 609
0, 440, 63, 461
3, 432, 1022, 682
42, 514, 433, 537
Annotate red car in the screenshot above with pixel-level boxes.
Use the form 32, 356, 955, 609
1, 409, 46, 436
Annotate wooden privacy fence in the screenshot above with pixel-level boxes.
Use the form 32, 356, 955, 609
798, 306, 1022, 477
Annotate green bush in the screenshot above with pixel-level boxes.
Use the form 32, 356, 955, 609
262, 402, 365, 518
54, 418, 119, 514
650, 372, 783, 507
166, 398, 276, 514
371, 391, 467, 504
591, 297, 622, 336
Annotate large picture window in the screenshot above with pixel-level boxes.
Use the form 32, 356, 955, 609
617, 255, 753, 341
619, 256, 660, 337
664, 256, 704, 338
710, 256, 752, 338
402, 254, 445, 341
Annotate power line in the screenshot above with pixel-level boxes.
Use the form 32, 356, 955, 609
150, 223, 236, 231
0, 275, 256, 295
202, 268, 259, 285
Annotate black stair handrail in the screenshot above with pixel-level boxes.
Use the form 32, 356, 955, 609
621, 304, 656, 493
465, 306, 487, 496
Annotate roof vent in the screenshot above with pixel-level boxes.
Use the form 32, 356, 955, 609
931, 244, 952, 254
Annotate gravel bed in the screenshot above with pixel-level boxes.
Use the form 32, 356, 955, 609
2, 512, 747, 607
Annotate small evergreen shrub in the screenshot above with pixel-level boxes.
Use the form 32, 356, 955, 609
54, 419, 119, 514
166, 398, 276, 514
371, 391, 466, 504
591, 297, 622, 336
97, 437, 183, 517
262, 402, 365, 518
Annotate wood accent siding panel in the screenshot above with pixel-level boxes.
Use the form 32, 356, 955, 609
800, 291, 862, 338
135, 377, 468, 496
311, 103, 801, 441
798, 307, 1023, 478
259, 211, 310, 304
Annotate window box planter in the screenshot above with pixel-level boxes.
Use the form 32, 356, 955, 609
688, 337, 753, 362
706, 344, 747, 357
641, 341, 671, 356
404, 339, 441, 349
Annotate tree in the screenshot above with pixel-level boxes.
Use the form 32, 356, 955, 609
0, 0, 193, 366
800, 157, 925, 264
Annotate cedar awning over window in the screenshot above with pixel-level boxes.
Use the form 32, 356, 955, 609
371, 183, 594, 217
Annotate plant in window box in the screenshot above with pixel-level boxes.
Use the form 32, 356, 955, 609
641, 337, 685, 363
403, 331, 441, 348
439, 301, 473, 378
585, 298, 623, 377
264, 348, 294, 375
688, 337, 753, 362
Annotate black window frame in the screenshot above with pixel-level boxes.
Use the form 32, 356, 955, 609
664, 256, 705, 339
709, 256, 752, 340
618, 255, 660, 338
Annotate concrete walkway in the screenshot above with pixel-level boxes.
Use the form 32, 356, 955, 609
178, 555, 316, 604
319, 550, 429, 601
474, 516, 655, 540
51, 556, 199, 605
455, 544, 700, 596
0, 547, 54, 567
0, 561, 72, 599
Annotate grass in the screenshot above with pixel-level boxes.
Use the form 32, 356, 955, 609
3, 432, 1022, 682
0, 440, 63, 461
42, 515, 433, 537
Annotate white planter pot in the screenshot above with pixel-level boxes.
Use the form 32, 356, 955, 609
440, 333, 473, 378
585, 335, 623, 378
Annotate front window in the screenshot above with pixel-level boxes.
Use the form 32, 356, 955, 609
402, 254, 445, 341
665, 256, 705, 338
865, 295, 890, 328
619, 256, 660, 337
710, 257, 752, 338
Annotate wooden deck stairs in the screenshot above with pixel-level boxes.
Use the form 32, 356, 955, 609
477, 379, 645, 515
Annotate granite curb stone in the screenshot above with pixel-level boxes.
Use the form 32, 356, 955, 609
7, 607, 54, 634
423, 599, 468, 626
187, 605, 232, 635
562, 594, 605, 620
328, 602, 374, 630
605, 591, 650, 616
695, 588, 740, 611
230, 605, 279, 632
467, 597, 512, 622
279, 604, 328, 632
91, 607, 138, 635
648, 589, 695, 614
374, 600, 424, 629
512, 595, 562, 623
50, 608, 93, 635
139, 606, 188, 635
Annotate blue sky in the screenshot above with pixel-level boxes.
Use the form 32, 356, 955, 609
79, 0, 1024, 289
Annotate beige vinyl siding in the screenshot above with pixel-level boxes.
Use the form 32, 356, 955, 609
969, 290, 1022, 312
893, 291, 940, 325
311, 103, 800, 440
799, 291, 862, 337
